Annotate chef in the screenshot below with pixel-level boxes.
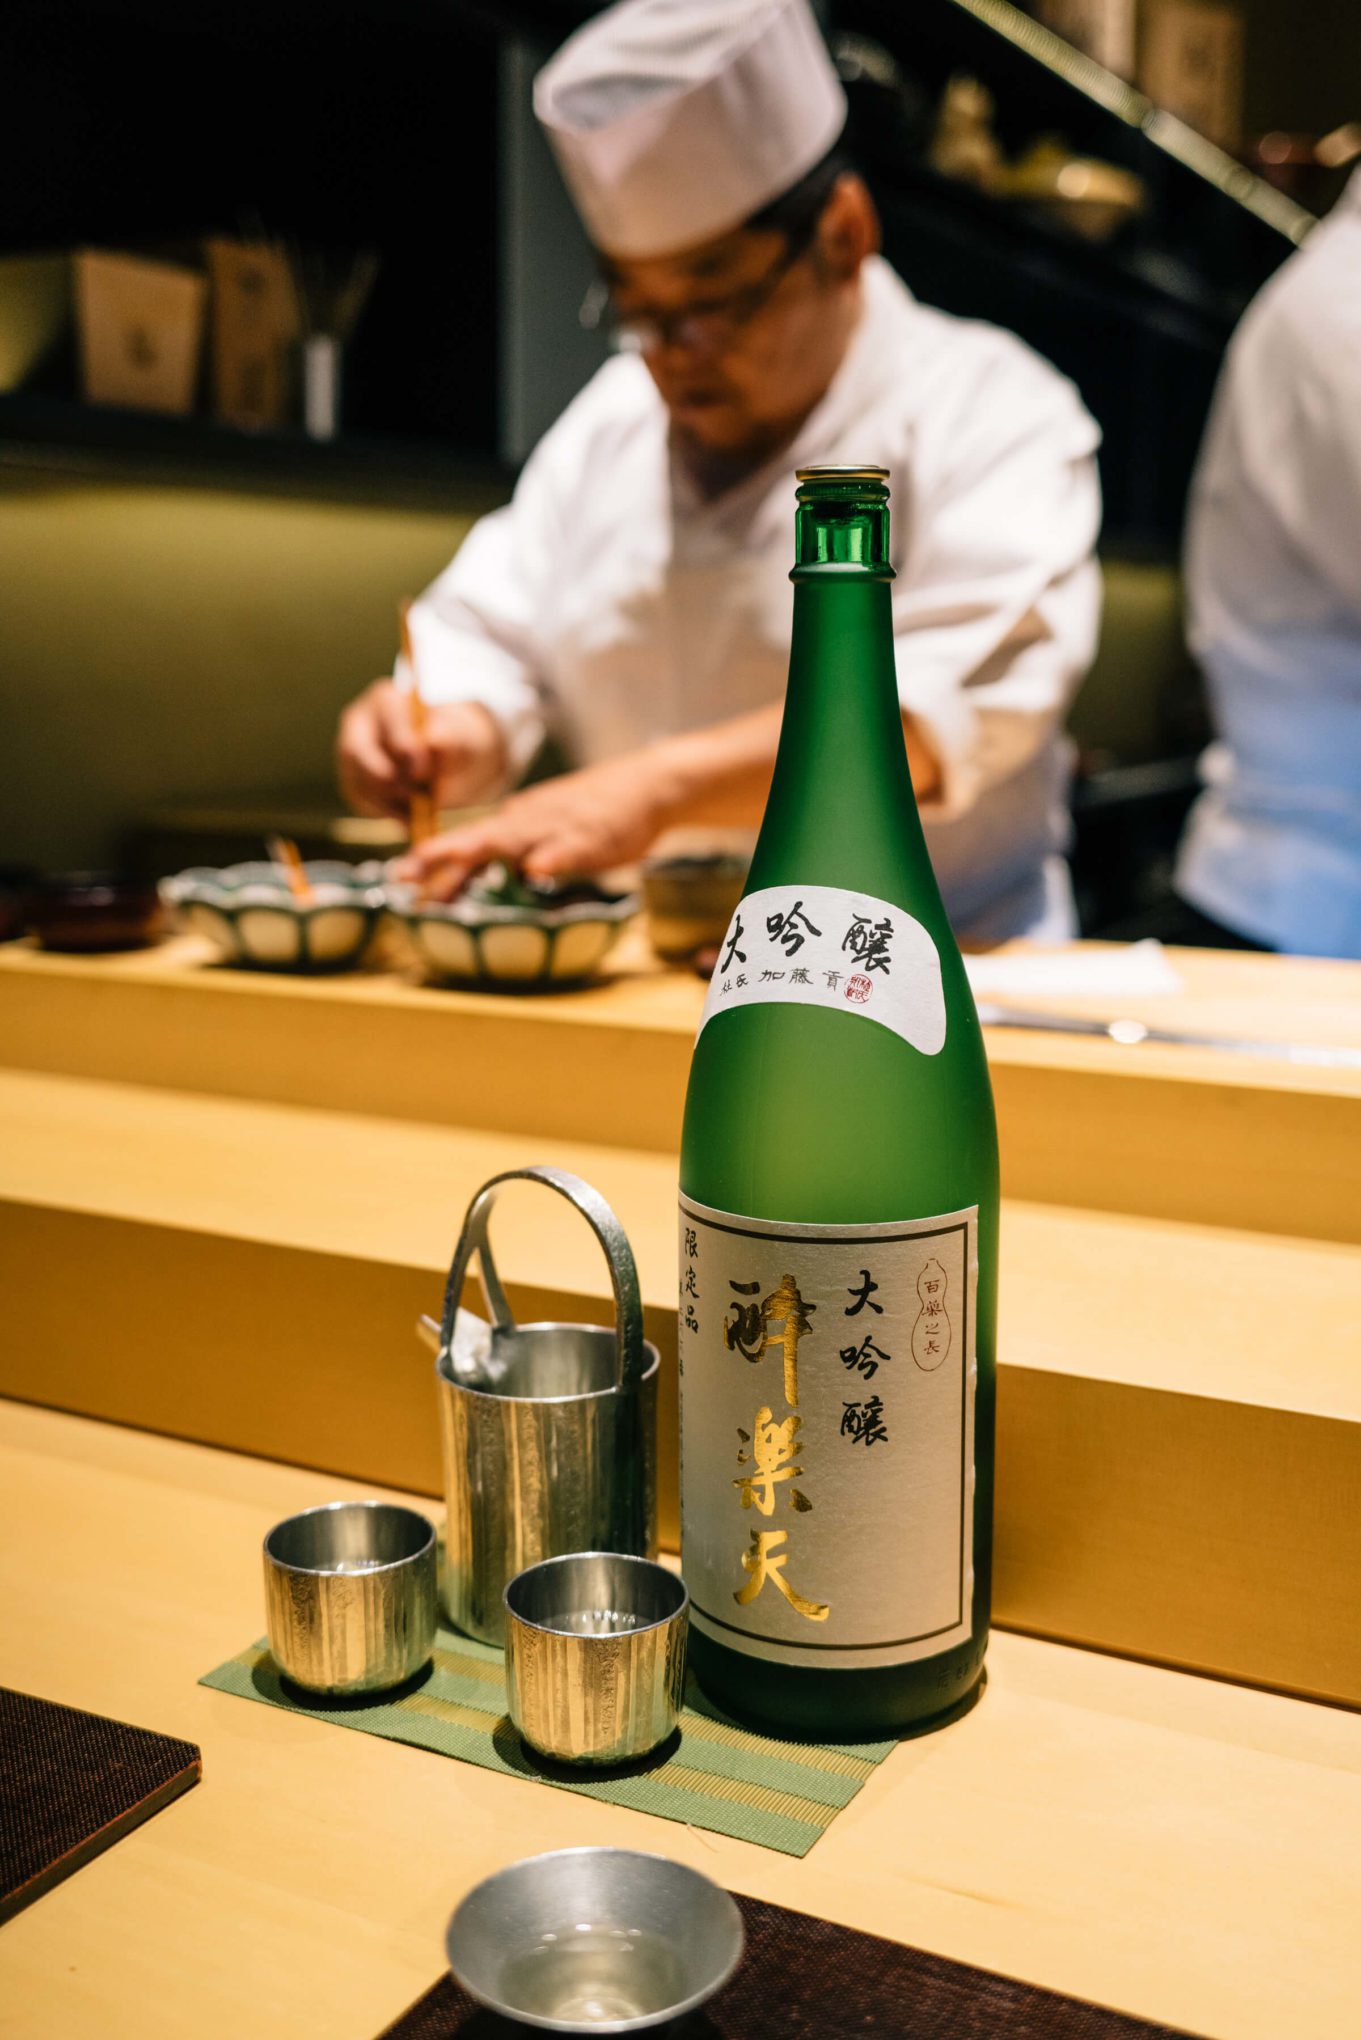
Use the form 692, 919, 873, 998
336, 0, 1102, 944
1173, 163, 1361, 958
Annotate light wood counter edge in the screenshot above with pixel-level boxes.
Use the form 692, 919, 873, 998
3, 938, 1360, 1242
4, 1068, 1358, 1419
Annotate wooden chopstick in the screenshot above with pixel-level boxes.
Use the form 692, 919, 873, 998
266, 833, 314, 904
399, 599, 437, 846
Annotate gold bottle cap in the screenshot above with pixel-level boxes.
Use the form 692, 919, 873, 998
795, 463, 890, 481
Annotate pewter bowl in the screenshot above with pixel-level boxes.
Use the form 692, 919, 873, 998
446, 1848, 744, 2032
161, 860, 387, 971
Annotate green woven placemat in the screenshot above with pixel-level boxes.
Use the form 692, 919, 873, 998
200, 1627, 894, 1858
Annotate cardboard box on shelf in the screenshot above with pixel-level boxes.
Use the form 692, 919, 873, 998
204, 239, 300, 433
1036, 0, 1139, 80
74, 250, 207, 415
1139, 0, 1244, 150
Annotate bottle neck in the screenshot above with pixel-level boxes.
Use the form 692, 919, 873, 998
793, 487, 891, 573
750, 577, 919, 885
748, 500, 945, 924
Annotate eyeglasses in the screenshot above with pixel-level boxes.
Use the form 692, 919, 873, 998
579, 224, 816, 358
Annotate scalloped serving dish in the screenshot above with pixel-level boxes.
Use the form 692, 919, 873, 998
161, 861, 388, 972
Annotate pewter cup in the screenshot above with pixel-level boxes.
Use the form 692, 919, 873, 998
446, 1847, 743, 2032
430, 1167, 659, 1645
263, 1500, 437, 1694
505, 1552, 688, 1767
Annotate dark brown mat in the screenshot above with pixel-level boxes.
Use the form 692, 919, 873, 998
0, 1687, 201, 1923
377, 1891, 1197, 2038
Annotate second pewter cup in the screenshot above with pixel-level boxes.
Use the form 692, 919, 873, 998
505, 1553, 689, 1767
429, 1166, 659, 1645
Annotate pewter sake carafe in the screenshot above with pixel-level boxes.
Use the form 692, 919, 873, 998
429, 1166, 659, 1644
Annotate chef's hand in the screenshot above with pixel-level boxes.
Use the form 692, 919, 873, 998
336, 680, 506, 820
394, 755, 668, 899
390, 704, 942, 900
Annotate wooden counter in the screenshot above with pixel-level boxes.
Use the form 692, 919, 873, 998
3, 1063, 1359, 1709
3, 1400, 1360, 2040
4, 933, 1360, 2030
3, 932, 1360, 1239
3, 933, 1361, 1707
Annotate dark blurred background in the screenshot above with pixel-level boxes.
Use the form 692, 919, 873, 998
1, 0, 1355, 925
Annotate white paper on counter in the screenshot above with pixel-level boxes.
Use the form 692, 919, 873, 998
963, 939, 1184, 1000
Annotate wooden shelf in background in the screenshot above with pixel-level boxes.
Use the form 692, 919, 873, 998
0, 392, 514, 511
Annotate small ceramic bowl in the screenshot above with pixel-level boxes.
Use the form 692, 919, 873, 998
641, 852, 748, 964
161, 861, 387, 972
28, 873, 165, 953
386, 872, 637, 990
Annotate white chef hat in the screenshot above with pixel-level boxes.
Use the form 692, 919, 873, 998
533, 0, 847, 260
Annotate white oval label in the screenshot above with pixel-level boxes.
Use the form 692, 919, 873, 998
697, 883, 947, 1056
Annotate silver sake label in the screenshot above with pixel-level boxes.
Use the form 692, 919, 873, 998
678, 1195, 977, 1671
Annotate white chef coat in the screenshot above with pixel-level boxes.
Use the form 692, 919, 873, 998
407, 255, 1102, 944
1176, 168, 1361, 958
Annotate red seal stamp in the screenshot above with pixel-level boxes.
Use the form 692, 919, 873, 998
844, 975, 873, 1004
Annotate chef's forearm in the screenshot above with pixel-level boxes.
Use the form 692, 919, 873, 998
645, 704, 940, 829
645, 706, 782, 828
901, 715, 943, 803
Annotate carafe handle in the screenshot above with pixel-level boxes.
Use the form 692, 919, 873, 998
437, 1165, 647, 1388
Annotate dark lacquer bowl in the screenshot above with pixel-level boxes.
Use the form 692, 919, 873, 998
27, 873, 166, 953
0, 865, 38, 944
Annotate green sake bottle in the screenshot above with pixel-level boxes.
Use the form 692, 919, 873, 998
678, 465, 997, 1739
